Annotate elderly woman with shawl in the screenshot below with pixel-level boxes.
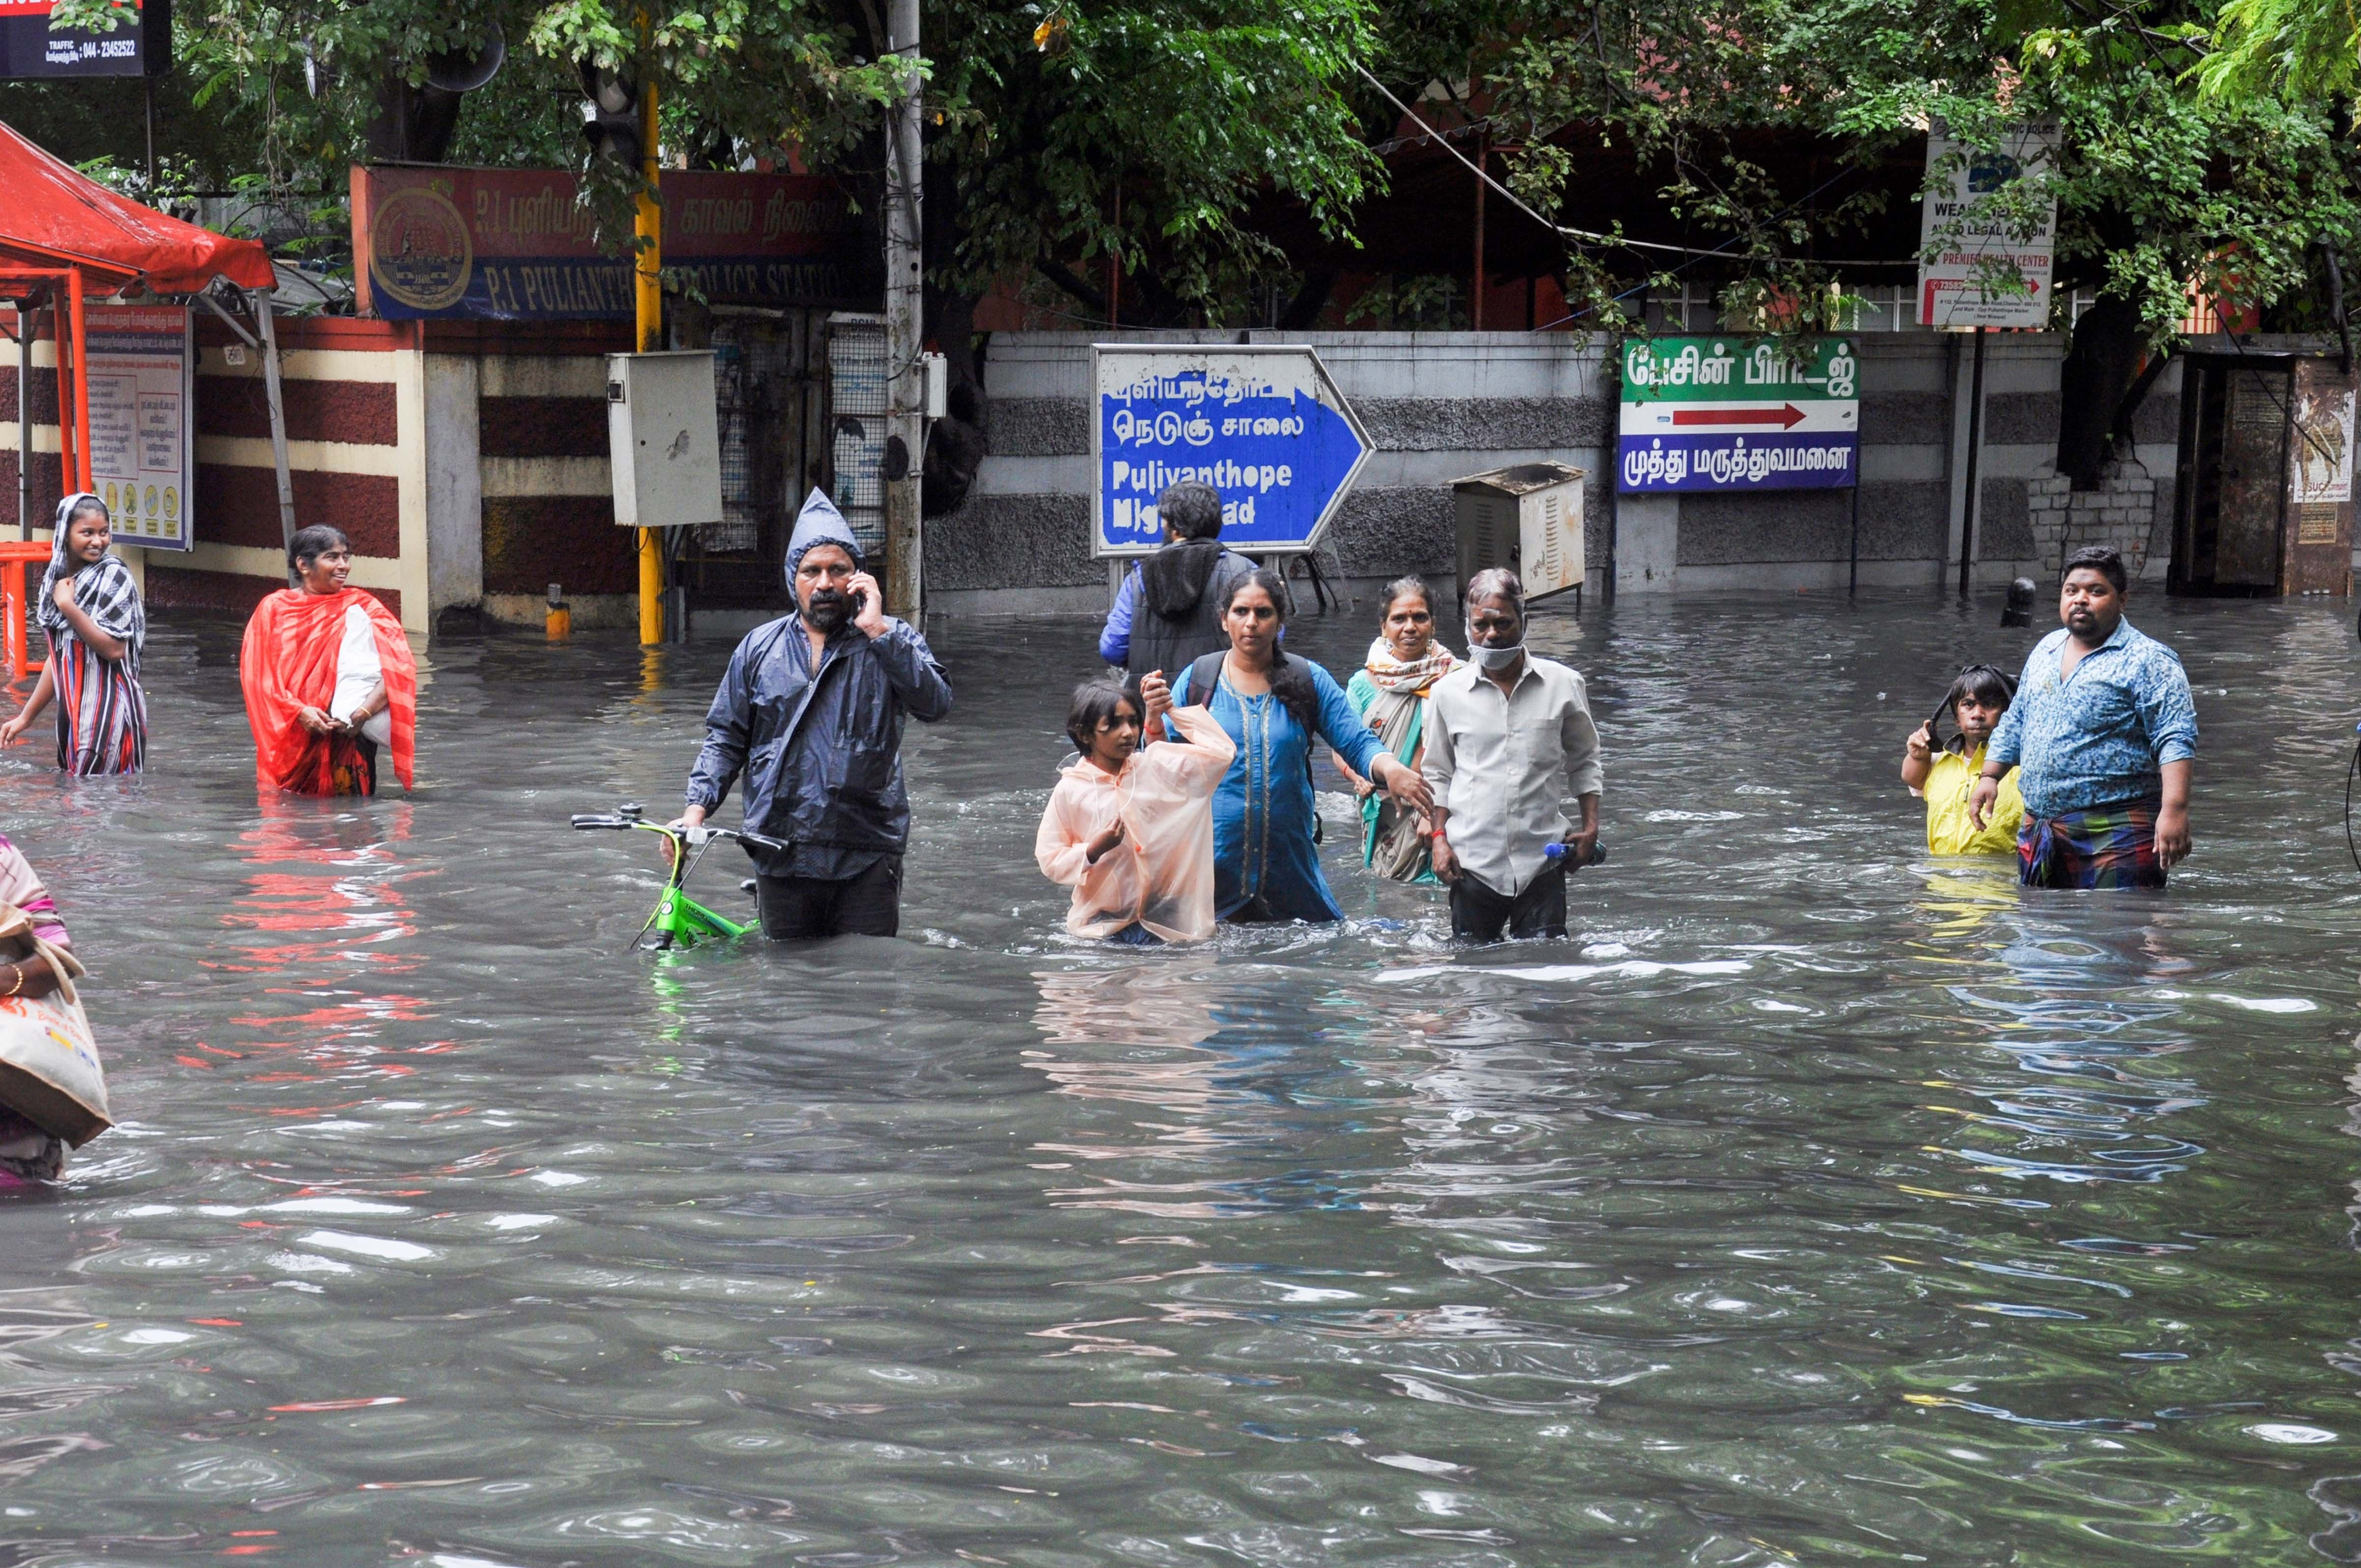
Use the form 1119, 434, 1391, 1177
0, 494, 148, 774
1334, 575, 1458, 882
240, 525, 417, 796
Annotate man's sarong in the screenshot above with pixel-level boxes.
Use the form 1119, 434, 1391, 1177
2018, 802, 2164, 889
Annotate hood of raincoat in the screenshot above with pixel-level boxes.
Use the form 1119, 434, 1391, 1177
785, 488, 864, 583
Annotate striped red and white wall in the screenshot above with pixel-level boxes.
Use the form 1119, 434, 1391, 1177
3, 311, 645, 634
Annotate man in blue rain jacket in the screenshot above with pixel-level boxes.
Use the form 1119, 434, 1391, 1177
679, 490, 953, 939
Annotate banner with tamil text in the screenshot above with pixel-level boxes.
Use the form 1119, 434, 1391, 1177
1617, 336, 1859, 494
352, 165, 877, 321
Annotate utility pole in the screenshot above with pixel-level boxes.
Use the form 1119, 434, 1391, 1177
882, 0, 924, 618
1470, 127, 1486, 332
635, 12, 665, 646
1957, 326, 1987, 598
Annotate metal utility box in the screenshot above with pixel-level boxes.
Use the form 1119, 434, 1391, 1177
2172, 350, 2355, 596
606, 351, 725, 529
1453, 462, 1587, 610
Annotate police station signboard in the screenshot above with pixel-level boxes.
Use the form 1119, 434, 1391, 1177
1091, 344, 1371, 556
352, 165, 877, 321
1617, 335, 1859, 493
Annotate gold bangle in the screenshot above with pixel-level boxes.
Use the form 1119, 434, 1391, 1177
1, 964, 21, 999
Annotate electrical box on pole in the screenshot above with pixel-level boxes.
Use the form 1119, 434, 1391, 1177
921, 350, 947, 420
606, 351, 723, 530
1453, 462, 1587, 610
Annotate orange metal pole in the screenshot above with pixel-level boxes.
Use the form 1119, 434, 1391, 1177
1, 557, 24, 676
49, 302, 73, 503
68, 269, 89, 492
0, 542, 47, 677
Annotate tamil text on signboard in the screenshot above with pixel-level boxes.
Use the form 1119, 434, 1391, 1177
1091, 345, 1370, 556
353, 166, 878, 321
85, 303, 192, 551
1618, 336, 1859, 493
1917, 120, 2059, 331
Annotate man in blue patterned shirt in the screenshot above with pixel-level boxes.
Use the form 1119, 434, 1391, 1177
1969, 546, 2196, 888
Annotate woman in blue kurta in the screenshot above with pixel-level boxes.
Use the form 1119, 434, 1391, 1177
1167, 569, 1435, 923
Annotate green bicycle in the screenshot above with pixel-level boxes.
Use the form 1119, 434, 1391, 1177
571, 802, 783, 950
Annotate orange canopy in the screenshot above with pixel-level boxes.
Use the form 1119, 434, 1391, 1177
0, 118, 273, 293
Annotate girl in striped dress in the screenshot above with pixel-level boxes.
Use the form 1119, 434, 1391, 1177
0, 493, 148, 774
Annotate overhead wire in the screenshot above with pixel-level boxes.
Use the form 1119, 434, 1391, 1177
1525, 164, 1880, 333
1354, 64, 1920, 271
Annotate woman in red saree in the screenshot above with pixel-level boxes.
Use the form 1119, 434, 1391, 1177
240, 526, 417, 796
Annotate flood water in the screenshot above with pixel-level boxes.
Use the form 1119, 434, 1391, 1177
2, 589, 2359, 1566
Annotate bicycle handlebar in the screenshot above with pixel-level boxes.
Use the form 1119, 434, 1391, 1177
570, 808, 785, 855
702, 825, 788, 853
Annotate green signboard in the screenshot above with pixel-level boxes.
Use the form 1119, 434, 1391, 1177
1619, 335, 1860, 492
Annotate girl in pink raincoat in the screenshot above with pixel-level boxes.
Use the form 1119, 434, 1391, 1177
1035, 671, 1235, 944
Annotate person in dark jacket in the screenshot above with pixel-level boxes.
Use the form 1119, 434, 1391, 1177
678, 489, 953, 939
1098, 481, 1257, 677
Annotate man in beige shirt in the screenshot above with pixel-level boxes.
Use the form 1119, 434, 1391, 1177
1420, 568, 1602, 941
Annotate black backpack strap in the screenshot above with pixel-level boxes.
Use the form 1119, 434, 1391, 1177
1185, 651, 1227, 717
1283, 653, 1325, 842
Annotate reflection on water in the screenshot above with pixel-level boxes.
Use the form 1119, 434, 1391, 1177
0, 593, 2357, 1564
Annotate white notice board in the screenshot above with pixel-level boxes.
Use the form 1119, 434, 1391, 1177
84, 303, 194, 551
1917, 120, 2060, 332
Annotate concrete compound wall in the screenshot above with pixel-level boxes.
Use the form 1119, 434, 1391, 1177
4, 312, 425, 625
923, 329, 2187, 616
2, 317, 2215, 640
927, 332, 1617, 617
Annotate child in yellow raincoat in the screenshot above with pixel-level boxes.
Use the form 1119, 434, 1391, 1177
1903, 664, 2026, 855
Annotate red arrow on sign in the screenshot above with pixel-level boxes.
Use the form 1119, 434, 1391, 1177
1671, 404, 1809, 429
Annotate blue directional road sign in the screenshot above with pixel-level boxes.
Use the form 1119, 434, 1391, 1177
1091, 344, 1372, 556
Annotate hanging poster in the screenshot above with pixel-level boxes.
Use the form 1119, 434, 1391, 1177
2290, 377, 2354, 505
84, 303, 193, 551
0, 0, 168, 79
1917, 120, 2061, 331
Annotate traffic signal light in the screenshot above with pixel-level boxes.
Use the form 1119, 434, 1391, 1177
579, 60, 641, 169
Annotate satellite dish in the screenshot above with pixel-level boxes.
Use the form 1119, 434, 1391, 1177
424, 23, 505, 93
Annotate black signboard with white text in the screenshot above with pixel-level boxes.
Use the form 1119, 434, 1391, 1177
0, 0, 169, 79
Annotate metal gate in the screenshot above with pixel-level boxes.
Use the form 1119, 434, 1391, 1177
677, 308, 831, 614
2172, 350, 2356, 597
